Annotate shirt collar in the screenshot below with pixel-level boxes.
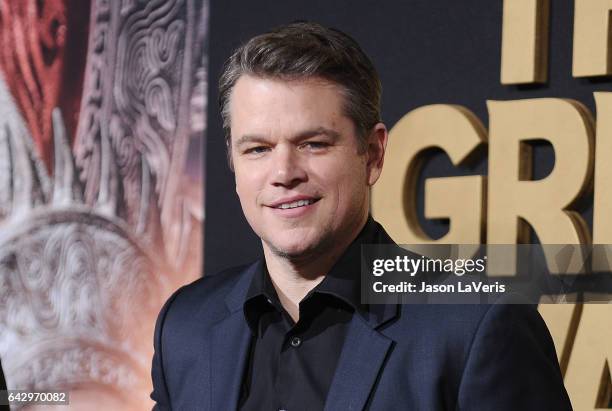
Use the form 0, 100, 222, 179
243, 216, 385, 332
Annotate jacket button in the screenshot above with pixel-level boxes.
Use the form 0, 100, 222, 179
290, 336, 302, 347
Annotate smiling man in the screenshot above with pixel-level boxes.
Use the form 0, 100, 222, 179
151, 22, 572, 410
228, 73, 385, 322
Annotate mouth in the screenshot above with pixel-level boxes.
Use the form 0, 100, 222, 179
273, 198, 320, 209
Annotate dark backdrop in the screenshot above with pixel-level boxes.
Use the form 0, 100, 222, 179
205, 0, 606, 275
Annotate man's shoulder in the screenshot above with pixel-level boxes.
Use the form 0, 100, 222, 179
160, 262, 256, 328
383, 300, 550, 379
390, 303, 492, 338
175, 263, 252, 302
389, 296, 543, 345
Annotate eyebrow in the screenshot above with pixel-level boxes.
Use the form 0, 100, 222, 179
233, 127, 341, 148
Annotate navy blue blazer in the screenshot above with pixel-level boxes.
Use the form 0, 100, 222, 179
151, 263, 572, 410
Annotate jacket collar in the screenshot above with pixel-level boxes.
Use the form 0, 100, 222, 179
223, 218, 399, 329
214, 218, 400, 411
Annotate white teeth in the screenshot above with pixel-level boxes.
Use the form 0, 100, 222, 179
277, 199, 315, 209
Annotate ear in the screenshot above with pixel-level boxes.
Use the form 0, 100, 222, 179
366, 122, 388, 186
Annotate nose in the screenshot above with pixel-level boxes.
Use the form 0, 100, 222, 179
270, 145, 307, 188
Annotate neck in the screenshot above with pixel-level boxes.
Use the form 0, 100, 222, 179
262, 213, 369, 322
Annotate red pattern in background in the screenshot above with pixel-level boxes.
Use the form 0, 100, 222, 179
0, 0, 89, 172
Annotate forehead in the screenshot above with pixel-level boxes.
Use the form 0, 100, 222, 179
228, 75, 351, 135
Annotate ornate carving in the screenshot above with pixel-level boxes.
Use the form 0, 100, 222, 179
0, 100, 171, 408
0, 0, 92, 171
0, 0, 207, 408
0, 212, 165, 391
74, 0, 202, 271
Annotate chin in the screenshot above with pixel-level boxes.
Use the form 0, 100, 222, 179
265, 234, 321, 259
269, 242, 311, 258
260, 223, 334, 257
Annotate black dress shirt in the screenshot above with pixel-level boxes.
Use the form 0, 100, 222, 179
239, 217, 381, 411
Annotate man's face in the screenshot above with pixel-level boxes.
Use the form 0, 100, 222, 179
229, 75, 385, 259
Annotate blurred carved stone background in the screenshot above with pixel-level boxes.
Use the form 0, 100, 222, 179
0, 0, 206, 409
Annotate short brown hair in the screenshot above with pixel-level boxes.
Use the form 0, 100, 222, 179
218, 21, 382, 167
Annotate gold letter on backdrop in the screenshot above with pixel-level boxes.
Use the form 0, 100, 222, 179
371, 104, 486, 244
593, 93, 612, 271
500, 0, 549, 84
487, 99, 593, 274
564, 305, 612, 409
573, 0, 612, 77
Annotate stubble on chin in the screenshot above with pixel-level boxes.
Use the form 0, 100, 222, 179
263, 226, 336, 264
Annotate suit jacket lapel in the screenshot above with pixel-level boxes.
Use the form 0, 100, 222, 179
210, 261, 260, 411
206, 256, 399, 411
210, 310, 251, 411
324, 304, 399, 411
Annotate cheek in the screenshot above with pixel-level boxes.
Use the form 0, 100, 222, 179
235, 160, 265, 184
326, 163, 368, 207
235, 168, 263, 205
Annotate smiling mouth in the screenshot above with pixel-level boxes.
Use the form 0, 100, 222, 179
274, 198, 320, 209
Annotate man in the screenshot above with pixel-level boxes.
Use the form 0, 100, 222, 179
151, 22, 572, 410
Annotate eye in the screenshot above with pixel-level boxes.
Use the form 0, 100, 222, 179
301, 141, 329, 151
244, 146, 270, 155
